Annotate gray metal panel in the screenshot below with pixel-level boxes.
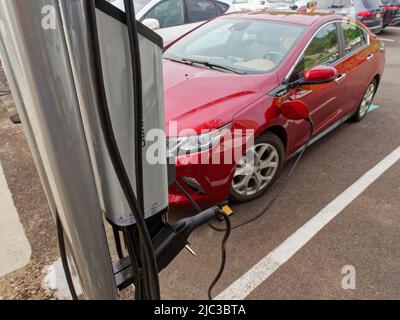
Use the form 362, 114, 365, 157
0, 0, 118, 299
59, 1, 168, 226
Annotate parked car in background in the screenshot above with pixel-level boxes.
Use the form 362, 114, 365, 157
109, 0, 237, 45
163, 12, 385, 206
266, 0, 300, 10
382, 0, 400, 25
267, 0, 386, 34
227, 0, 271, 11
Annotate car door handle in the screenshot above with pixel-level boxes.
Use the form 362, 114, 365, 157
335, 74, 347, 83
367, 54, 374, 61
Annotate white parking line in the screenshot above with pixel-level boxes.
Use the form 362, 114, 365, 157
0, 163, 31, 278
216, 146, 400, 300
379, 38, 395, 42
386, 27, 400, 31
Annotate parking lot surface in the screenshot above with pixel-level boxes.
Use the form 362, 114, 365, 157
0, 26, 400, 300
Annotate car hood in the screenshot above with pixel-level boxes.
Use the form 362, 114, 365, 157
163, 59, 279, 136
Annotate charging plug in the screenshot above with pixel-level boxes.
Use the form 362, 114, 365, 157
152, 206, 225, 271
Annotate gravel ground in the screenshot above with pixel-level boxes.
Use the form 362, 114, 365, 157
0, 63, 57, 300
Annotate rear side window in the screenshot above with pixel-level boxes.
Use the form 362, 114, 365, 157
214, 0, 230, 14
143, 0, 185, 28
186, 0, 218, 23
341, 22, 368, 55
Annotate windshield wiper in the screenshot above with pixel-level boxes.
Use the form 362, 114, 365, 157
164, 57, 193, 66
182, 58, 246, 75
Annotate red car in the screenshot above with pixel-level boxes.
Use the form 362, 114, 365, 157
163, 12, 385, 207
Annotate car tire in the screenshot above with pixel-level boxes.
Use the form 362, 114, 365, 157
230, 132, 285, 203
350, 79, 377, 123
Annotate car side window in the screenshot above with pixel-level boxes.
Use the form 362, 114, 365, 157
143, 0, 185, 29
186, 0, 218, 23
341, 22, 368, 56
213, 0, 230, 14
291, 23, 340, 81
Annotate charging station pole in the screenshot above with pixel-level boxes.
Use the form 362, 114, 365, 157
0, 0, 169, 299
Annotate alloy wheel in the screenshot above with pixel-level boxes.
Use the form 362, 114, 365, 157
232, 143, 279, 196
359, 82, 376, 118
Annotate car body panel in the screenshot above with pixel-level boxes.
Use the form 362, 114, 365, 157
163, 60, 279, 135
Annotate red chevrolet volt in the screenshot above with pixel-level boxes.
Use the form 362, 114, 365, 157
163, 12, 385, 207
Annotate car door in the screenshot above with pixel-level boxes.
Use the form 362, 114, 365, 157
287, 22, 348, 137
338, 21, 374, 115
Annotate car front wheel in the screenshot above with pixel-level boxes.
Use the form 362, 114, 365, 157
230, 132, 284, 203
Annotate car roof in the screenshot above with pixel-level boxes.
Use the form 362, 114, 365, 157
223, 10, 344, 26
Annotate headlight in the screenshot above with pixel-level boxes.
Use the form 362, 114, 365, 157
168, 125, 231, 156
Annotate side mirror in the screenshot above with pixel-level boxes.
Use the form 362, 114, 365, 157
302, 65, 338, 85
280, 100, 310, 120
142, 18, 160, 30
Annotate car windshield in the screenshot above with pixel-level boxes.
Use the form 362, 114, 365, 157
163, 18, 305, 74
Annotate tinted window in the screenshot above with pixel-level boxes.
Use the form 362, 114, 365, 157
143, 0, 185, 28
341, 22, 368, 55
214, 0, 230, 14
186, 0, 218, 23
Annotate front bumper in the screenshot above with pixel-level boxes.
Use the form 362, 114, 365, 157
168, 135, 246, 207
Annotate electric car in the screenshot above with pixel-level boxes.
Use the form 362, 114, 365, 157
108, 0, 238, 45
164, 12, 385, 207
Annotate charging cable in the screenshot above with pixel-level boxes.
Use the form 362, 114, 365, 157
210, 117, 314, 231
86, 0, 160, 300
174, 118, 314, 299
174, 180, 232, 300
55, 213, 78, 300
208, 206, 232, 300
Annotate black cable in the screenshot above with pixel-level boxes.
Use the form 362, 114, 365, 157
174, 180, 202, 213
175, 119, 314, 299
55, 213, 78, 300
123, 0, 144, 209
112, 226, 124, 259
123, 227, 143, 300
123, 0, 155, 300
208, 215, 231, 300
85, 0, 160, 300
210, 118, 315, 232
173, 179, 231, 300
